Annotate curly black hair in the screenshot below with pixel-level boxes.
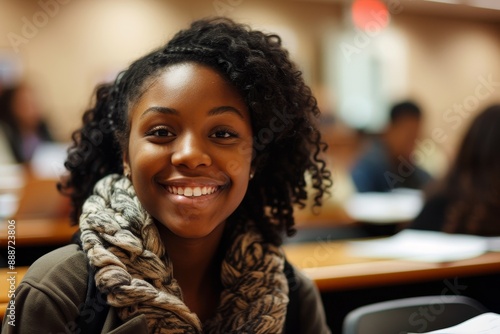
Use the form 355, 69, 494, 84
58, 17, 331, 245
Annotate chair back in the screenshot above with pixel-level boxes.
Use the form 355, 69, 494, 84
342, 295, 487, 334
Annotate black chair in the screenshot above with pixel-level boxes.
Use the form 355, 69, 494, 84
342, 295, 487, 334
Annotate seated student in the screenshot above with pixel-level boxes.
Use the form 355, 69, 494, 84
2, 18, 332, 333
350, 101, 433, 192
0, 82, 53, 163
408, 104, 500, 236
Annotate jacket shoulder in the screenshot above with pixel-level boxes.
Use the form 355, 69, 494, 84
1, 245, 89, 333
20, 243, 89, 310
24, 244, 87, 281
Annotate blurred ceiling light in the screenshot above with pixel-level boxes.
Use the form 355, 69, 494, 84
351, 0, 390, 31
466, 0, 500, 10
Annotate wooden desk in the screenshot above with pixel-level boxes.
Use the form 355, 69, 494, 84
0, 218, 78, 247
283, 241, 500, 292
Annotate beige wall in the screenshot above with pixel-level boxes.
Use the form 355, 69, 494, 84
1, 0, 499, 175
397, 14, 500, 159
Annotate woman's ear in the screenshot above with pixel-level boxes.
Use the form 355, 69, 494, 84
123, 152, 131, 180
249, 166, 256, 180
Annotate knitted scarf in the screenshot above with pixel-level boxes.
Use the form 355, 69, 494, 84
79, 174, 289, 333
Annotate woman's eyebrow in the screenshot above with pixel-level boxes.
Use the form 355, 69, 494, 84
140, 106, 178, 118
140, 105, 244, 119
208, 106, 245, 119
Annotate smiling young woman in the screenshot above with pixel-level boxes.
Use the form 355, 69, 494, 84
3, 18, 332, 334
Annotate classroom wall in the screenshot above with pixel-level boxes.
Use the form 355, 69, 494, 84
398, 13, 500, 165
1, 0, 499, 175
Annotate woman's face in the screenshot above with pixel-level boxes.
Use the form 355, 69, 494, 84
124, 62, 253, 239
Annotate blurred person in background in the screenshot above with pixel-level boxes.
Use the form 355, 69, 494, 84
350, 100, 433, 192
407, 104, 500, 236
0, 82, 53, 163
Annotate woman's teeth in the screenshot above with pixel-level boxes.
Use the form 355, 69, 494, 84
167, 186, 218, 197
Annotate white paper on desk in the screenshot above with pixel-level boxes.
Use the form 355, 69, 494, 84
347, 230, 489, 262
412, 312, 500, 333
344, 189, 423, 224
486, 237, 500, 252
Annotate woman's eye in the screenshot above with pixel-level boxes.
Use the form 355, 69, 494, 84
148, 127, 174, 137
210, 129, 238, 139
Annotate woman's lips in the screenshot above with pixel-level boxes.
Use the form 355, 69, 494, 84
158, 177, 228, 203
166, 185, 219, 197
160, 184, 223, 209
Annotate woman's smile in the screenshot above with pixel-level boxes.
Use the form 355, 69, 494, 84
162, 185, 223, 210
161, 176, 227, 196
158, 176, 228, 208
167, 185, 219, 197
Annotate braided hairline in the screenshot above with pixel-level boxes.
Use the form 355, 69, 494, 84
163, 46, 216, 55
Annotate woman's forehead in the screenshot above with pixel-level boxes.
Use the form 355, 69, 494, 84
130, 62, 249, 120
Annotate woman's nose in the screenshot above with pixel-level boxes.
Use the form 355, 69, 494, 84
171, 133, 212, 169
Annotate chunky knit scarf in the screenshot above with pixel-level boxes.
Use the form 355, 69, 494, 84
79, 174, 289, 333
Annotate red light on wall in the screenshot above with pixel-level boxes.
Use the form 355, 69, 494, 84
351, 0, 390, 31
